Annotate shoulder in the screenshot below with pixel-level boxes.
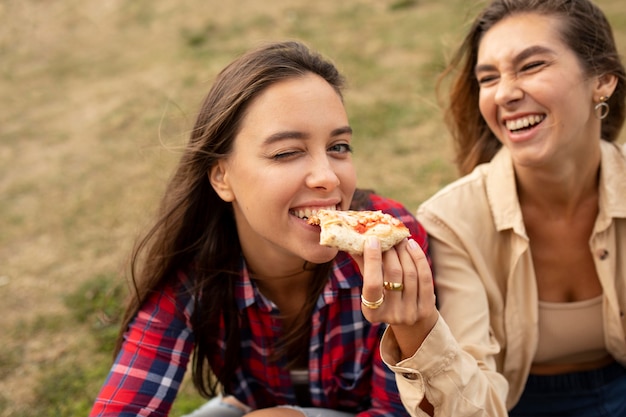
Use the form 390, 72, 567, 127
417, 160, 499, 238
419, 166, 488, 211
351, 188, 412, 217
600, 140, 626, 164
420, 147, 515, 214
599, 141, 626, 214
424, 169, 487, 206
146, 271, 196, 324
419, 147, 525, 241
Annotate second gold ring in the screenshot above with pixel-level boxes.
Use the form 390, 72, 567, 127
383, 281, 404, 291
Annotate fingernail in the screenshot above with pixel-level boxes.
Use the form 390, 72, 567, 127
408, 238, 418, 249
367, 236, 380, 249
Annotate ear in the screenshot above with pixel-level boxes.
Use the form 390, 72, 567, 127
593, 73, 618, 102
209, 160, 235, 202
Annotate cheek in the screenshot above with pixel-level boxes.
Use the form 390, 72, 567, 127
478, 90, 498, 130
478, 91, 490, 120
228, 165, 274, 205
338, 162, 357, 191
242, 173, 288, 200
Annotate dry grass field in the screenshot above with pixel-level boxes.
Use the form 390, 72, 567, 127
1, 0, 625, 415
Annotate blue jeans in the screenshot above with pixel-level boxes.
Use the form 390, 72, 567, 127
181, 395, 356, 417
509, 361, 626, 417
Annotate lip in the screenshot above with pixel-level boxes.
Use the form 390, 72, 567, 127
289, 201, 341, 221
501, 112, 546, 143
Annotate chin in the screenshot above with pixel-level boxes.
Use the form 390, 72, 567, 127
306, 247, 339, 265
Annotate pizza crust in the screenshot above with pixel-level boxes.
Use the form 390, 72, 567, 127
307, 209, 410, 255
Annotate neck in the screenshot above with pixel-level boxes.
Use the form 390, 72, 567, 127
249, 262, 317, 320
516, 151, 600, 218
250, 262, 315, 293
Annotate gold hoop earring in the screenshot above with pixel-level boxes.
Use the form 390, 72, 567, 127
594, 96, 610, 120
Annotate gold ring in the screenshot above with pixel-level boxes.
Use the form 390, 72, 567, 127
383, 281, 404, 291
361, 294, 384, 309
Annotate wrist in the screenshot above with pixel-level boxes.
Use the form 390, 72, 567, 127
390, 312, 439, 360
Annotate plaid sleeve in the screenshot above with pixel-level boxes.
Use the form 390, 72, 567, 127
358, 333, 411, 417
89, 277, 195, 417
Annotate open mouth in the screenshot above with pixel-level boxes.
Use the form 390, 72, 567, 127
291, 205, 336, 221
505, 115, 545, 133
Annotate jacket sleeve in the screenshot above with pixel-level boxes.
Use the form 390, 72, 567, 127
380, 213, 510, 416
89, 278, 195, 417
381, 316, 508, 417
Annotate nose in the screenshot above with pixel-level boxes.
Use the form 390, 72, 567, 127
494, 74, 523, 106
305, 155, 340, 190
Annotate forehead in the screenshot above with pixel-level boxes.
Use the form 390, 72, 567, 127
478, 13, 567, 60
233, 73, 348, 147
248, 73, 339, 109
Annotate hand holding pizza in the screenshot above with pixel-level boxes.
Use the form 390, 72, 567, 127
355, 236, 439, 360
308, 209, 438, 358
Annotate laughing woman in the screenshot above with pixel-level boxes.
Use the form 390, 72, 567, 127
359, 0, 626, 416
89, 41, 430, 417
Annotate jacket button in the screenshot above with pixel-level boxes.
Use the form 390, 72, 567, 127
597, 249, 609, 260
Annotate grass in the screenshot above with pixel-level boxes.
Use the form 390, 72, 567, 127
0, 0, 625, 416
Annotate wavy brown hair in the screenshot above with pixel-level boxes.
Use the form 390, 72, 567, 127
114, 41, 347, 398
437, 0, 626, 175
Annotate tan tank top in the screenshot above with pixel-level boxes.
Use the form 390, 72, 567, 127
533, 295, 608, 365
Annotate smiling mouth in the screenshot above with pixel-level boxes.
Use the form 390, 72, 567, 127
505, 115, 545, 132
291, 205, 336, 221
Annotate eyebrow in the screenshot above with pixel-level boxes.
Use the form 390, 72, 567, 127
263, 125, 353, 145
475, 45, 557, 74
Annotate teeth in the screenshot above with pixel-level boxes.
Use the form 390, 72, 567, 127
506, 115, 544, 131
293, 205, 336, 220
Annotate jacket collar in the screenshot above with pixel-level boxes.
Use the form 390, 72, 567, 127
486, 141, 626, 234
486, 147, 525, 234
598, 141, 626, 220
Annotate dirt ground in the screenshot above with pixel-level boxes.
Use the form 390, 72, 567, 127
1, 0, 625, 415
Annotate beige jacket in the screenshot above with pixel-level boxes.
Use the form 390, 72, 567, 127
381, 141, 626, 416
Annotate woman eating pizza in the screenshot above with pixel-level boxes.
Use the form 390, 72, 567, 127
88, 40, 432, 417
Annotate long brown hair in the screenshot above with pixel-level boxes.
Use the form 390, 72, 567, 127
437, 0, 626, 175
115, 41, 347, 397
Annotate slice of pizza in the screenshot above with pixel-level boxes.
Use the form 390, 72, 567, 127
307, 209, 410, 255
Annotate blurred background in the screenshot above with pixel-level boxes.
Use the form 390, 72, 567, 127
1, 0, 625, 415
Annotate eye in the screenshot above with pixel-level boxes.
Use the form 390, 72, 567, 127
520, 60, 546, 73
476, 73, 499, 86
328, 143, 353, 154
271, 149, 302, 160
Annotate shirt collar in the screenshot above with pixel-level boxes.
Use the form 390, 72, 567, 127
234, 252, 362, 311
320, 252, 362, 306
235, 258, 259, 310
